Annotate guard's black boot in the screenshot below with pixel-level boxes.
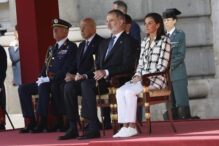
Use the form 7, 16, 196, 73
177, 106, 192, 120
163, 107, 178, 120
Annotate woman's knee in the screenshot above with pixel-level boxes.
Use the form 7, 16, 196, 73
116, 86, 125, 98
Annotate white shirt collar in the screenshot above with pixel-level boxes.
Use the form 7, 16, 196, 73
167, 27, 176, 36
86, 34, 96, 45
112, 30, 124, 46
56, 37, 68, 49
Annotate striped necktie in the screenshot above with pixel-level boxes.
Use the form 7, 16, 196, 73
105, 36, 116, 60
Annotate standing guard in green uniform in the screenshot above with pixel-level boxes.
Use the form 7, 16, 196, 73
162, 8, 199, 120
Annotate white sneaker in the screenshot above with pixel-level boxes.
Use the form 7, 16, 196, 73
113, 127, 128, 138
120, 127, 138, 138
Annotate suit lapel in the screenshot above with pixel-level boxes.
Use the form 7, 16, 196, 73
170, 29, 177, 41
149, 37, 156, 49
101, 38, 111, 63
82, 34, 98, 61
79, 41, 85, 60
104, 32, 125, 63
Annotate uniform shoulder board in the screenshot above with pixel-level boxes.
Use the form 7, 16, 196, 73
176, 28, 183, 33
48, 45, 53, 51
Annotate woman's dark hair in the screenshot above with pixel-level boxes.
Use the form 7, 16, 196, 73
145, 13, 165, 41
15, 24, 18, 31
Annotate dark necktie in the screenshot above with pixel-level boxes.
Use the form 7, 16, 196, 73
105, 36, 116, 60
83, 41, 89, 55
167, 33, 170, 38
54, 43, 59, 54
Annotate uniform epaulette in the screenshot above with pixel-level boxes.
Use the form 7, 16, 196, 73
176, 29, 183, 33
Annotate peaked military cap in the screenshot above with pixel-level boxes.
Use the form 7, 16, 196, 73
162, 8, 181, 18
52, 18, 72, 29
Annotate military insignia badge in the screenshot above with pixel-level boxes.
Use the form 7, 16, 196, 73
171, 42, 179, 44
59, 50, 68, 55
54, 19, 58, 24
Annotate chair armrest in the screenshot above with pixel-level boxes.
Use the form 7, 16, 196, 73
141, 69, 169, 87
142, 69, 168, 78
109, 73, 134, 88
141, 77, 150, 87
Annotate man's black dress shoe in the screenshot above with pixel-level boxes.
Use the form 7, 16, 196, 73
19, 122, 36, 133
57, 129, 78, 140
82, 122, 102, 131
32, 122, 47, 133
47, 122, 65, 132
77, 131, 100, 140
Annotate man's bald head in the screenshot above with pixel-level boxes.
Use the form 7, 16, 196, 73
80, 18, 96, 40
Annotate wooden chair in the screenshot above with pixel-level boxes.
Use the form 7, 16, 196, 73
111, 51, 177, 135
138, 67, 177, 135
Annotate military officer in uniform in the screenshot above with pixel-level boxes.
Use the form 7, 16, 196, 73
18, 18, 77, 133
162, 8, 198, 120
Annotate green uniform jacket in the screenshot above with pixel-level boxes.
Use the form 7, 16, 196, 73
170, 28, 187, 82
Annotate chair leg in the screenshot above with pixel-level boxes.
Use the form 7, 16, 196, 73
145, 102, 151, 135
100, 107, 105, 136
80, 117, 85, 134
112, 119, 117, 134
77, 115, 82, 132
136, 109, 142, 134
111, 104, 118, 134
136, 121, 142, 134
167, 101, 177, 133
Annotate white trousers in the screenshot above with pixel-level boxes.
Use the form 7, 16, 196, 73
116, 81, 143, 123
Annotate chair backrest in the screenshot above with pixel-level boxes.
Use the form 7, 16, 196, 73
165, 47, 173, 91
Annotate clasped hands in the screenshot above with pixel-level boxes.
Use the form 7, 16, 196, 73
93, 70, 106, 80
65, 73, 86, 82
65, 70, 106, 82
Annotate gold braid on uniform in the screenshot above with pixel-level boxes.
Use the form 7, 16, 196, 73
45, 46, 53, 76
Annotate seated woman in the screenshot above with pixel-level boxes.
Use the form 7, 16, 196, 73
113, 12, 171, 138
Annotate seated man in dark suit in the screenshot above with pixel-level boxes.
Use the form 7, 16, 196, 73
0, 45, 7, 130
77, 10, 137, 140
58, 18, 104, 140
18, 18, 78, 133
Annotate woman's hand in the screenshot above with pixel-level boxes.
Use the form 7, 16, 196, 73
12, 80, 17, 86
132, 75, 141, 83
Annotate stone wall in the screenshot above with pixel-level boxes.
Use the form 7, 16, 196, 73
58, 0, 217, 120
1, 0, 219, 120
0, 1, 10, 33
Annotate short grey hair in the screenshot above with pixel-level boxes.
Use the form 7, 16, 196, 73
113, 1, 127, 13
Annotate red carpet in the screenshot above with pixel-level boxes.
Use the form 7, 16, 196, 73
0, 120, 219, 146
